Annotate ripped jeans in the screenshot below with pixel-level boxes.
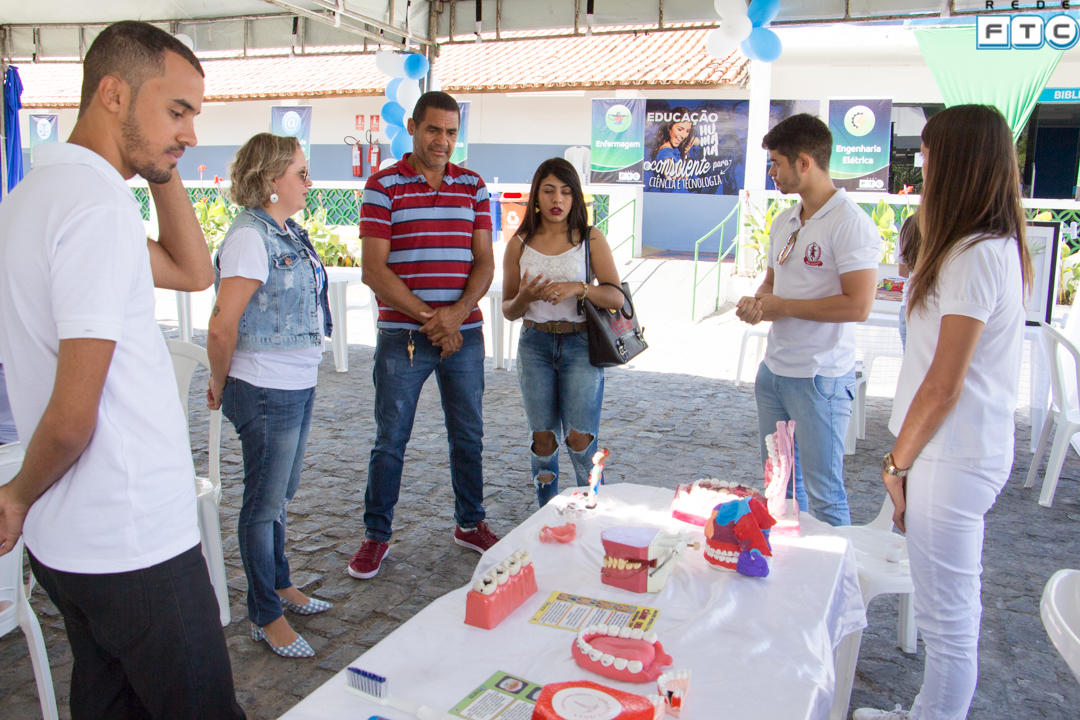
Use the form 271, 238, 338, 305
516, 326, 604, 507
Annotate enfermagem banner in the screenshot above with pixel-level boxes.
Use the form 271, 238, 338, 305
450, 101, 470, 166
271, 105, 313, 160
590, 98, 646, 184
828, 98, 893, 192
28, 114, 58, 164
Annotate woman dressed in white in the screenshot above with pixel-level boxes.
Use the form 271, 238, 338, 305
855, 105, 1032, 720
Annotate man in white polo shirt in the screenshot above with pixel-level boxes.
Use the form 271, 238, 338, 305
0, 22, 245, 718
736, 114, 879, 527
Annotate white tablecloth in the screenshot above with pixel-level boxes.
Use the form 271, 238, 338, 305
279, 483, 866, 720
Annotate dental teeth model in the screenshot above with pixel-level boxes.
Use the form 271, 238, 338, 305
532, 680, 666, 720
570, 625, 674, 683
763, 420, 800, 535
703, 496, 776, 578
464, 549, 538, 629
656, 670, 691, 717
670, 478, 767, 527
600, 527, 699, 594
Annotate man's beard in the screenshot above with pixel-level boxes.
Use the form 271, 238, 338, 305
121, 110, 180, 184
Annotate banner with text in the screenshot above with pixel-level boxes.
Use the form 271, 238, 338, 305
828, 98, 892, 192
590, 98, 646, 184
643, 99, 748, 195
271, 105, 313, 160
451, 101, 470, 166
765, 101, 821, 192
28, 114, 58, 164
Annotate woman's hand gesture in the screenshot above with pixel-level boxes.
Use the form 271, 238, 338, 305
516, 270, 552, 305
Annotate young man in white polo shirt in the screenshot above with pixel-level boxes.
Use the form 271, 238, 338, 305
0, 22, 245, 718
736, 114, 880, 527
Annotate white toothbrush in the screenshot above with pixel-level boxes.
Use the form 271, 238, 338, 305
344, 666, 455, 720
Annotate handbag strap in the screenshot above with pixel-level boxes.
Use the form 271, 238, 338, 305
583, 227, 594, 283
581, 228, 635, 320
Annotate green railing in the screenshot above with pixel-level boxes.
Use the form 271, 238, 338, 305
691, 203, 741, 321
599, 198, 637, 253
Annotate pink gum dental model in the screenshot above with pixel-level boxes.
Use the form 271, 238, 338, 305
540, 522, 577, 543
464, 549, 538, 630
656, 670, 691, 717
570, 624, 674, 683
763, 420, 799, 534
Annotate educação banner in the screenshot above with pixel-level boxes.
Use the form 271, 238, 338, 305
642, 100, 748, 195
828, 98, 893, 192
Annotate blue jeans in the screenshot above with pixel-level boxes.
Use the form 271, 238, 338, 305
222, 377, 315, 627
516, 327, 605, 506
365, 327, 486, 542
755, 362, 855, 527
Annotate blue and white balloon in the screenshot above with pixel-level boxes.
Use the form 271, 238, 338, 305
384, 78, 403, 102
390, 130, 412, 159
742, 26, 782, 63
747, 0, 781, 27
381, 101, 406, 128
396, 79, 422, 117
375, 49, 407, 78
403, 53, 430, 80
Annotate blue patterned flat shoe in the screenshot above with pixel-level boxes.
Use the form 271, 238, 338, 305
251, 624, 315, 658
280, 597, 333, 616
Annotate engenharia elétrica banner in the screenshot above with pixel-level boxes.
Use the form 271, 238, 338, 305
828, 98, 893, 192
642, 99, 748, 195
590, 98, 646, 184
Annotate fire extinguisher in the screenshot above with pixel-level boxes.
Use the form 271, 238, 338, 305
368, 142, 380, 171
346, 135, 364, 177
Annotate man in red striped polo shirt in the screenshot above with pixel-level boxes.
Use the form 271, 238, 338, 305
348, 91, 498, 580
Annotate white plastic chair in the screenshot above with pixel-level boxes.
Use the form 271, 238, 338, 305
1026, 323, 1080, 507
166, 340, 230, 627
327, 281, 378, 373
835, 493, 917, 653
1042, 569, 1080, 685
844, 361, 869, 455
735, 323, 770, 384
0, 442, 59, 720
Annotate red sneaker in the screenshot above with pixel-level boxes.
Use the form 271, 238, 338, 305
453, 521, 499, 553
347, 539, 389, 579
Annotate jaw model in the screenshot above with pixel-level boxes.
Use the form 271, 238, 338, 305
571, 625, 673, 683
600, 527, 699, 593
656, 670, 691, 717
464, 549, 538, 629
763, 420, 800, 535
670, 479, 767, 527
533, 680, 665, 720
703, 497, 776, 578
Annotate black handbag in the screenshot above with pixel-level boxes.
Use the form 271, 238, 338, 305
579, 233, 648, 367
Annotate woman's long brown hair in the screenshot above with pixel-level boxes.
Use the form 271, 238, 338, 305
515, 157, 590, 247
906, 104, 1032, 316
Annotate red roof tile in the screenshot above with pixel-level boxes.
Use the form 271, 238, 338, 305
16, 24, 746, 108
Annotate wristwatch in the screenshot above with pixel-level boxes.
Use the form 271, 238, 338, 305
882, 452, 909, 479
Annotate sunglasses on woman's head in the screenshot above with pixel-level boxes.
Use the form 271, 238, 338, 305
777, 228, 800, 265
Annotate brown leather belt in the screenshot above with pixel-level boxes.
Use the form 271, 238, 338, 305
523, 319, 587, 334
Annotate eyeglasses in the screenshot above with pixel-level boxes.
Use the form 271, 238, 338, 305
777, 228, 800, 265
292, 168, 309, 182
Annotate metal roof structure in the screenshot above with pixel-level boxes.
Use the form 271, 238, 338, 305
0, 1, 1028, 62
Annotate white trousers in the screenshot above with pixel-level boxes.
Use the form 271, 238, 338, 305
906, 450, 1011, 720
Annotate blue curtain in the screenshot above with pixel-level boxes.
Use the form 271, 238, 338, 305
4, 65, 24, 195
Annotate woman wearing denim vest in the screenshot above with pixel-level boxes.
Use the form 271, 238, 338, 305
501, 158, 625, 507
206, 134, 333, 658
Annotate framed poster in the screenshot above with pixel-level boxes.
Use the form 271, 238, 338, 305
1026, 221, 1061, 326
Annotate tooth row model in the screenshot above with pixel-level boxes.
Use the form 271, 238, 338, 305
704, 496, 776, 578
763, 420, 800, 534
570, 624, 673, 683
600, 527, 699, 594
464, 549, 538, 629
669, 478, 767, 527
656, 670, 691, 717
531, 680, 665, 720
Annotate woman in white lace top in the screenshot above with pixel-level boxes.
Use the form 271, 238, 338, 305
501, 158, 625, 506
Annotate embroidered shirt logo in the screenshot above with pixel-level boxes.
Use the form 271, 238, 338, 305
804, 242, 823, 267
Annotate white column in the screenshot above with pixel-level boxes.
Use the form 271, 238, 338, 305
740, 59, 773, 272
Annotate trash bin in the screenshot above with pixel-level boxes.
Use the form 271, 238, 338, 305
500, 192, 527, 243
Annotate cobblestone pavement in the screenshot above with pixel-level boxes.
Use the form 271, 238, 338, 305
3, 330, 1079, 719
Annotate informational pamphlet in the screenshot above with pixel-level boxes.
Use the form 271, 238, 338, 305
528, 591, 660, 632
449, 671, 542, 720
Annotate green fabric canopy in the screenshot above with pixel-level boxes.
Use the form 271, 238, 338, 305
916, 26, 1063, 138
